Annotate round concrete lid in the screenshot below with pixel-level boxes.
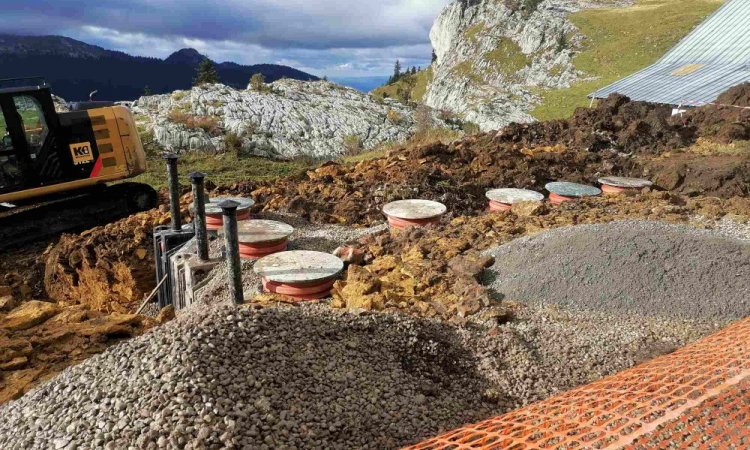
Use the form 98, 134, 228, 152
382, 199, 447, 220
545, 182, 602, 198
204, 197, 255, 214
486, 188, 545, 204
254, 250, 344, 284
233, 220, 295, 244
598, 176, 653, 188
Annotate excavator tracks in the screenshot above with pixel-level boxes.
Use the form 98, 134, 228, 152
0, 182, 158, 251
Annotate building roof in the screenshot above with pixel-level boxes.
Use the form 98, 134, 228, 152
590, 0, 750, 106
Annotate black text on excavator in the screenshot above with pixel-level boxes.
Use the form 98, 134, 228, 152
0, 77, 157, 249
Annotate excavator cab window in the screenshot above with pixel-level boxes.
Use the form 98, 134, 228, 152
0, 107, 22, 191
12, 95, 49, 161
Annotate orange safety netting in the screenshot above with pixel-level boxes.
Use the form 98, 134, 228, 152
406, 318, 750, 450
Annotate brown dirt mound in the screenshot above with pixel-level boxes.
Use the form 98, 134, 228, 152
230, 92, 749, 227
0, 297, 162, 404
328, 193, 750, 324
248, 141, 637, 226
678, 83, 750, 143
43, 203, 190, 313
647, 153, 750, 197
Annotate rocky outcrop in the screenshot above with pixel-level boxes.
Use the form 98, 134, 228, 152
425, 0, 631, 131
133, 80, 421, 159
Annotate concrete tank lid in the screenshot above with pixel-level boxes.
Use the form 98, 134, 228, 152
204, 197, 255, 214
254, 250, 344, 284
229, 220, 295, 244
486, 188, 545, 204
598, 176, 654, 188
382, 199, 447, 220
545, 182, 602, 198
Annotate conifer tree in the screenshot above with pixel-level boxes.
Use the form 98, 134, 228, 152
194, 58, 219, 86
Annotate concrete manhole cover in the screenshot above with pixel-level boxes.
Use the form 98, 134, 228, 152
254, 250, 344, 284
545, 182, 602, 198
204, 197, 255, 215
382, 199, 447, 220
486, 188, 545, 204
598, 176, 653, 188
234, 220, 294, 244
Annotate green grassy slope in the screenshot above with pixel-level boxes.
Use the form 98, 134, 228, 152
532, 0, 724, 120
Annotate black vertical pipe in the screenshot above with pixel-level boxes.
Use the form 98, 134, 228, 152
189, 172, 209, 261
164, 153, 181, 231
220, 199, 243, 304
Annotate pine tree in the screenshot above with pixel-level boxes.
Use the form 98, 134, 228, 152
194, 59, 219, 86
391, 60, 402, 84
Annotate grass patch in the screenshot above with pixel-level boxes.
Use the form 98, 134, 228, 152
686, 139, 750, 156
133, 152, 316, 190
484, 38, 530, 77
371, 67, 434, 104
167, 110, 222, 135
466, 22, 486, 44
532, 0, 723, 121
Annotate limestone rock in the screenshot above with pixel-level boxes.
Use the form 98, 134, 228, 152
512, 200, 547, 217
1, 301, 60, 331
133, 80, 422, 159
425, 0, 632, 131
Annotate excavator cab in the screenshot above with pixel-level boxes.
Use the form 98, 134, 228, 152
0, 78, 157, 249
0, 78, 58, 194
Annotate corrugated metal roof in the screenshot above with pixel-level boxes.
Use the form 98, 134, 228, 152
590, 0, 750, 106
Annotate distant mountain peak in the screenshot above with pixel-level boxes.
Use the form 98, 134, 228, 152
164, 48, 207, 65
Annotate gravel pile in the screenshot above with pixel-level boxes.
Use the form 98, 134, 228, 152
485, 220, 750, 322
0, 302, 717, 450
0, 306, 496, 450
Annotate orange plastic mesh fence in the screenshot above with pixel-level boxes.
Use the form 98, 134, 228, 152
405, 318, 750, 450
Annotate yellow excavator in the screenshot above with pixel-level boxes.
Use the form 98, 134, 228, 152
0, 77, 157, 249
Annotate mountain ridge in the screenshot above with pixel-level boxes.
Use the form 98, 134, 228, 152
0, 34, 318, 101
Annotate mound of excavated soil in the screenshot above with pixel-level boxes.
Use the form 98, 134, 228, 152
646, 153, 750, 198
680, 82, 750, 143
329, 194, 750, 324
485, 221, 750, 322
233, 91, 750, 227
44, 203, 190, 314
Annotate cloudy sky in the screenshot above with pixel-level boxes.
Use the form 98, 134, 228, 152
0, 0, 452, 78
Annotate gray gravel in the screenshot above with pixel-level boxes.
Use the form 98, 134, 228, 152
484, 220, 750, 322
0, 302, 716, 450
0, 306, 495, 450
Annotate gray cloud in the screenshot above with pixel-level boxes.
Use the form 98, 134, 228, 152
0, 0, 451, 76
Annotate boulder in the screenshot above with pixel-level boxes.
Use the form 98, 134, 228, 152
1, 301, 60, 331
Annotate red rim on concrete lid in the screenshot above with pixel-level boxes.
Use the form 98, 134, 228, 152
486, 188, 545, 204
254, 250, 344, 285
